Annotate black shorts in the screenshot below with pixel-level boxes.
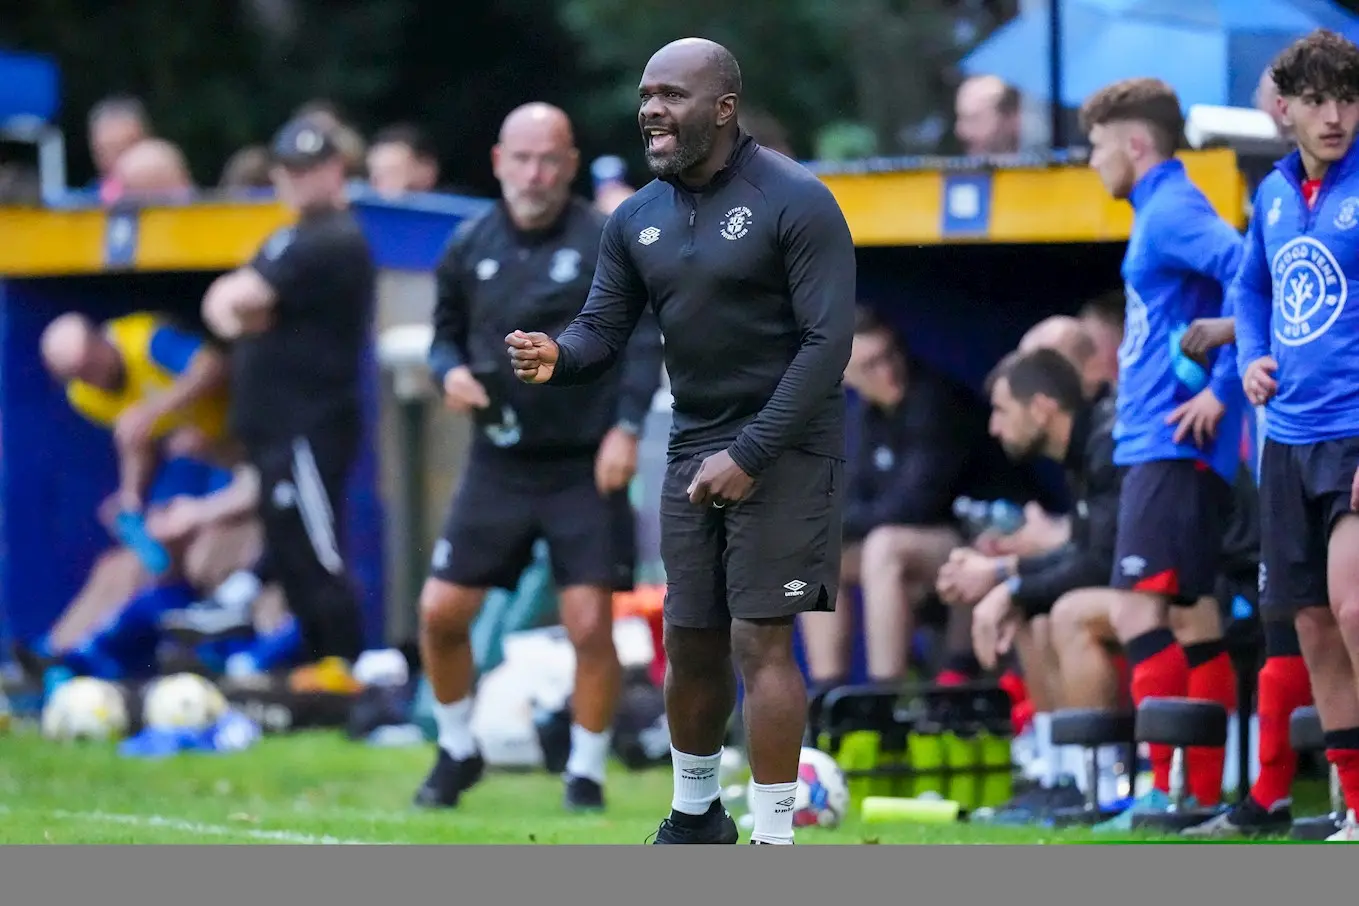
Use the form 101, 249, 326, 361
1258, 437, 1359, 618
661, 449, 843, 629
1111, 459, 1231, 606
430, 450, 636, 592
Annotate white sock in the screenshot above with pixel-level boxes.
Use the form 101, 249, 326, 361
750, 780, 798, 844
670, 747, 722, 815
433, 696, 477, 760
213, 569, 262, 612
1060, 745, 1088, 788
564, 723, 611, 784
1032, 713, 1057, 787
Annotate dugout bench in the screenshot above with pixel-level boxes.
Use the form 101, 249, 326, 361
802, 146, 1269, 812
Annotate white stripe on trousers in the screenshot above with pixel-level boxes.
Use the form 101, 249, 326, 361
291, 437, 345, 576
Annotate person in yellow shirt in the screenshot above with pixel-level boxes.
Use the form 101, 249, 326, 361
40, 311, 231, 573
42, 311, 230, 503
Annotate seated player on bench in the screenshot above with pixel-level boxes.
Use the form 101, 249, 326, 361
40, 310, 233, 569
799, 308, 1060, 692
938, 346, 1123, 822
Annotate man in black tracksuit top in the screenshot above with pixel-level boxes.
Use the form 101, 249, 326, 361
966, 349, 1123, 669
414, 103, 663, 816
200, 116, 373, 669
507, 39, 856, 846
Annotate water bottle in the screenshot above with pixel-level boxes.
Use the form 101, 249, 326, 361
987, 500, 1025, 535
952, 496, 992, 537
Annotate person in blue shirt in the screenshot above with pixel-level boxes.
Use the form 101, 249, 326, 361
1079, 77, 1248, 827
1232, 29, 1359, 842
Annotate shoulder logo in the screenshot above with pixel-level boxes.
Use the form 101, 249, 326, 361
720, 206, 752, 241
638, 226, 661, 246
1272, 236, 1348, 346
549, 248, 581, 283
1266, 196, 1282, 227
1336, 197, 1359, 231
475, 258, 499, 281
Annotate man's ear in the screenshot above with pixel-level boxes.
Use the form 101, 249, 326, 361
717, 96, 738, 128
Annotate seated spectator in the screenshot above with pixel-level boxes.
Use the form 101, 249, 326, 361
108, 138, 195, 204
218, 145, 275, 193
937, 347, 1122, 821
87, 95, 152, 204
954, 75, 1022, 156
40, 311, 232, 550
366, 123, 440, 198
799, 308, 1047, 687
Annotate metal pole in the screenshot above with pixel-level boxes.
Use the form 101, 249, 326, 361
1049, 0, 1065, 149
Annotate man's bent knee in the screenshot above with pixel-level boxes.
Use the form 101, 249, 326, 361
419, 578, 484, 643
1107, 589, 1166, 642
559, 585, 617, 660
1050, 588, 1116, 645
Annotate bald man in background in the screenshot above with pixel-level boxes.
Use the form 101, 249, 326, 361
109, 138, 195, 204
955, 75, 1022, 155
417, 103, 664, 813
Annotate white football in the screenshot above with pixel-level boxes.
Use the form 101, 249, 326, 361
747, 745, 850, 829
142, 673, 228, 731
41, 677, 129, 742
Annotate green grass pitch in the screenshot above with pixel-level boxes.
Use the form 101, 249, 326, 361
0, 727, 1333, 844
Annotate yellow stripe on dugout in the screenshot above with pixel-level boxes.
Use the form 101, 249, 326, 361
0, 208, 107, 276
134, 203, 294, 271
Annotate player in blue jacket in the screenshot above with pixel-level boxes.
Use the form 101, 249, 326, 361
1232, 29, 1359, 842
1080, 77, 1248, 828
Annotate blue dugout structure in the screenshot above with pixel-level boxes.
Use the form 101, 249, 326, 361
0, 191, 491, 655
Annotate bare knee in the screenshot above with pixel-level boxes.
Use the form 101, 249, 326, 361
1297, 605, 1344, 659
1168, 596, 1222, 646
1050, 589, 1106, 646
419, 579, 483, 645
664, 622, 731, 679
862, 525, 954, 582
730, 617, 797, 682
1108, 590, 1164, 642
559, 585, 617, 661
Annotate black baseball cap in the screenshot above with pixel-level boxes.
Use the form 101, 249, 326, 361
270, 116, 341, 170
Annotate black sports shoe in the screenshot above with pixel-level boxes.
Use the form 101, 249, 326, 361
413, 749, 485, 809
648, 801, 740, 844
1181, 796, 1293, 839
564, 775, 605, 812
749, 840, 794, 845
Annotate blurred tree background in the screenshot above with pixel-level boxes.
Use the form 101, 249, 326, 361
2, 0, 1021, 195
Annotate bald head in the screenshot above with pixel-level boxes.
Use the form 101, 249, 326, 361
639, 39, 743, 181
493, 102, 579, 231
1019, 316, 1103, 396
41, 313, 121, 387
112, 139, 194, 200
956, 75, 1021, 155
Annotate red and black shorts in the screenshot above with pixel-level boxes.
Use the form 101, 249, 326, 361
1110, 459, 1233, 606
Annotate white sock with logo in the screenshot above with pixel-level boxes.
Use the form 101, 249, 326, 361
433, 696, 477, 760
565, 724, 611, 784
670, 747, 723, 815
750, 780, 798, 844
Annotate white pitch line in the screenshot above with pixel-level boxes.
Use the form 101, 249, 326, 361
0, 805, 378, 845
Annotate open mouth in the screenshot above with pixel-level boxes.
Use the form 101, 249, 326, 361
644, 126, 677, 155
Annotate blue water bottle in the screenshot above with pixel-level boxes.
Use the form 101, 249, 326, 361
952, 496, 991, 537
988, 500, 1026, 535
1168, 325, 1209, 393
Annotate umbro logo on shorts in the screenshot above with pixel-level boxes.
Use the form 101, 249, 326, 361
783, 579, 808, 597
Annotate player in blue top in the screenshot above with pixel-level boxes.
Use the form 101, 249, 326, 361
1232, 29, 1359, 842
1080, 78, 1248, 827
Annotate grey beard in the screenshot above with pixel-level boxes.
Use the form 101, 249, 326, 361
646, 129, 715, 177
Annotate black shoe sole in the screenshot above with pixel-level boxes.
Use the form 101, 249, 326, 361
652, 817, 740, 844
